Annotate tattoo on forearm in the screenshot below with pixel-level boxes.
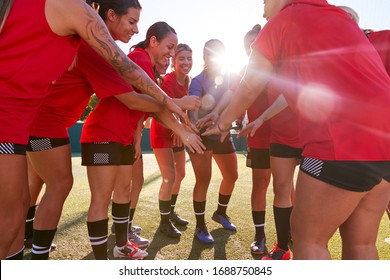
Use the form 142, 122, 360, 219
81, 5, 166, 103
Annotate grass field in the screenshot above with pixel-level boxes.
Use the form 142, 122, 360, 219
23, 152, 390, 260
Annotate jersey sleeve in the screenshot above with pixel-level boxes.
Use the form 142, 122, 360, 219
78, 41, 134, 99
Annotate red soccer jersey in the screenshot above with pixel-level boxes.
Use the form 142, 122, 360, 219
232, 69, 270, 149
30, 40, 131, 138
81, 48, 156, 145
368, 30, 390, 76
150, 71, 190, 148
252, 0, 390, 160
0, 0, 80, 144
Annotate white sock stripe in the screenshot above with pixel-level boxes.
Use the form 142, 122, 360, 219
32, 248, 50, 254
195, 211, 205, 216
89, 235, 107, 241
254, 223, 266, 227
160, 211, 171, 215
112, 219, 129, 224
218, 202, 228, 207
32, 244, 48, 250
112, 215, 129, 220
25, 217, 35, 223
90, 238, 108, 246
6, 246, 25, 259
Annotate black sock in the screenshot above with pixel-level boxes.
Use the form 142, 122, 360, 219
273, 206, 293, 251
87, 218, 108, 260
193, 200, 206, 228
170, 194, 178, 214
252, 211, 266, 238
31, 229, 57, 260
25, 205, 37, 240
216, 193, 231, 216
112, 202, 130, 247
6, 247, 24, 260
128, 207, 136, 231
159, 200, 171, 224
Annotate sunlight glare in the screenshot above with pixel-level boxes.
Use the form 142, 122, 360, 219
297, 83, 336, 123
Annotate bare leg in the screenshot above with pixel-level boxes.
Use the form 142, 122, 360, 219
0, 155, 30, 259
339, 180, 390, 259
27, 145, 73, 230
213, 152, 238, 196
291, 171, 366, 260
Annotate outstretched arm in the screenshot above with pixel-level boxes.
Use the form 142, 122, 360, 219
238, 94, 288, 138
202, 49, 274, 141
46, 0, 188, 124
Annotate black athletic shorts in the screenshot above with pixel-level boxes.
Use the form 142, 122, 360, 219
300, 157, 390, 192
270, 143, 302, 159
173, 145, 185, 153
246, 148, 271, 169
0, 142, 26, 155
201, 134, 236, 155
81, 142, 135, 166
26, 136, 70, 152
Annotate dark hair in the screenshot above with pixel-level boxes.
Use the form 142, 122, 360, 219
131, 21, 176, 50
243, 24, 261, 55
203, 39, 225, 55
175, 43, 192, 57
92, 0, 142, 21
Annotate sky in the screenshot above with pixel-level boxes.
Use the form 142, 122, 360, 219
117, 0, 390, 76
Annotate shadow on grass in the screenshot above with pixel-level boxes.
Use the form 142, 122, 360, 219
145, 228, 181, 260
187, 228, 236, 260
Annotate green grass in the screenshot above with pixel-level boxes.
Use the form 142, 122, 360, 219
24, 152, 390, 260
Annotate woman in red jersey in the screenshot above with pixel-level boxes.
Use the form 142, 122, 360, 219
204, 0, 390, 260
126, 23, 203, 240
24, 0, 177, 260
151, 44, 201, 237
240, 25, 272, 256
340, 4, 390, 250
0, 0, 191, 260
80, 18, 203, 259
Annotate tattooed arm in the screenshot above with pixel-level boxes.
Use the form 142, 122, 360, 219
45, 0, 188, 123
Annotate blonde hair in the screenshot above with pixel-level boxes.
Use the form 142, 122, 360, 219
338, 6, 360, 24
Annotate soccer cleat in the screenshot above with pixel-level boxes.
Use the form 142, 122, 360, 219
113, 240, 148, 260
131, 225, 142, 234
195, 226, 214, 244
250, 236, 267, 255
170, 212, 189, 226
261, 243, 291, 260
211, 211, 237, 231
128, 231, 149, 249
159, 221, 181, 238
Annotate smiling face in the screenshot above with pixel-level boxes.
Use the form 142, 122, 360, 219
149, 32, 178, 67
173, 50, 193, 76
107, 7, 141, 43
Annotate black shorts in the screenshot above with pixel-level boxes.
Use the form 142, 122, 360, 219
246, 148, 270, 169
81, 142, 135, 166
173, 146, 185, 153
0, 143, 26, 155
270, 143, 302, 159
26, 136, 70, 152
201, 134, 236, 155
300, 157, 390, 192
